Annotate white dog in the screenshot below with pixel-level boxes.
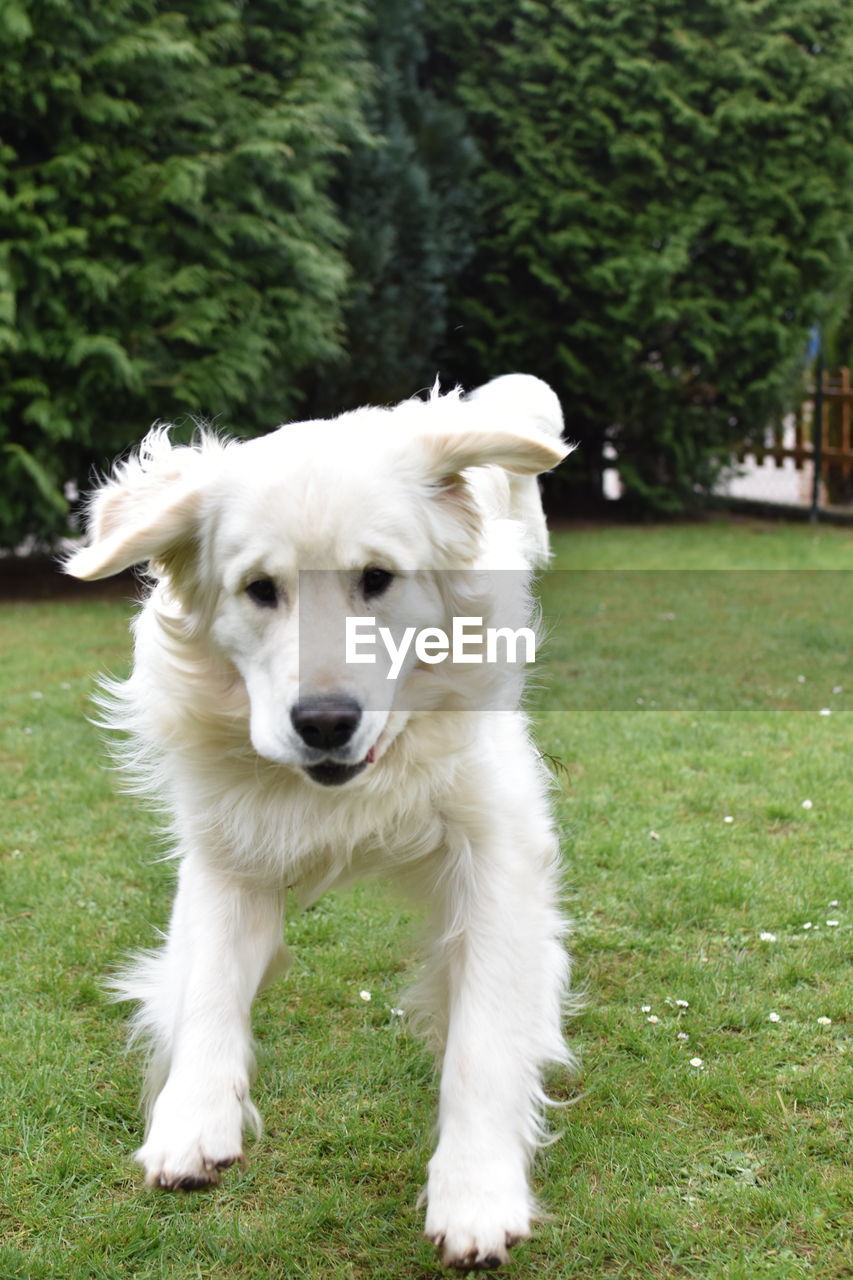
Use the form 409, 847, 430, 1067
66, 374, 574, 1271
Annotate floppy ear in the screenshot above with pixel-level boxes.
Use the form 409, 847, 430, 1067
421, 427, 570, 481
64, 429, 208, 581
463, 373, 567, 446
421, 374, 571, 480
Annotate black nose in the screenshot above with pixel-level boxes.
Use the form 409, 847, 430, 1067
290, 697, 362, 752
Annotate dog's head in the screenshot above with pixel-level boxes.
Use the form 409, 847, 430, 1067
66, 378, 569, 786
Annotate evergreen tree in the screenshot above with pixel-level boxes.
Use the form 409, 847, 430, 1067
307, 0, 478, 414
425, 0, 853, 511
0, 0, 367, 543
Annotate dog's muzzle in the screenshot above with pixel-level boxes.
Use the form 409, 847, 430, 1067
291, 696, 369, 787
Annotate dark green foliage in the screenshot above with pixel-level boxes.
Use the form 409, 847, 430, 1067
4, 0, 853, 539
424, 0, 853, 511
306, 0, 478, 414
0, 0, 367, 543
827, 301, 853, 371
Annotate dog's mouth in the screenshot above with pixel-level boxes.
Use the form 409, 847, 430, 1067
303, 740, 380, 788
304, 759, 368, 787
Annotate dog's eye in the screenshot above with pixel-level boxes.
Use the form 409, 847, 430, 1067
246, 578, 279, 608
360, 567, 395, 599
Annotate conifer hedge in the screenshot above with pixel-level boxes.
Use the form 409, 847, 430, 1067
3, 0, 853, 539
425, 0, 853, 511
0, 0, 366, 543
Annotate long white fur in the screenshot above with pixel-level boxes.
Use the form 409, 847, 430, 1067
66, 374, 576, 1270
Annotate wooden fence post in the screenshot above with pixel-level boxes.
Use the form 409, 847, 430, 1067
810, 351, 824, 522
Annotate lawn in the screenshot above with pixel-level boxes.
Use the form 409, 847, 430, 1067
0, 518, 849, 1279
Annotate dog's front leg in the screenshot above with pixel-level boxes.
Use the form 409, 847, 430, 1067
422, 814, 571, 1270
129, 855, 285, 1190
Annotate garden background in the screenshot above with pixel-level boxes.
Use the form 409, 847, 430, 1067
0, 3, 851, 1278
2, 0, 853, 539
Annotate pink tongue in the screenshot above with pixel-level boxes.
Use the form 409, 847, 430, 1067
366, 744, 377, 764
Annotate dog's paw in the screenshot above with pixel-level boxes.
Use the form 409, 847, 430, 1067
424, 1153, 532, 1270
136, 1078, 252, 1191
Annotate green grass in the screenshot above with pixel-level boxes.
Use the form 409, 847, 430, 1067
1, 518, 850, 1279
